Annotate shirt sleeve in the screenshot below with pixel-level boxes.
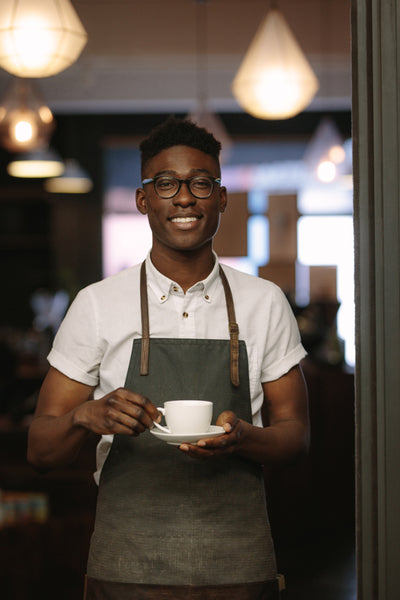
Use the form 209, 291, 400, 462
47, 287, 104, 386
260, 284, 307, 382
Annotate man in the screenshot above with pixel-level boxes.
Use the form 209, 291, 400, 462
28, 117, 309, 600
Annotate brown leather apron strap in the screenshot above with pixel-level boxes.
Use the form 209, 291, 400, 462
139, 261, 240, 387
140, 260, 150, 375
84, 577, 281, 600
219, 265, 240, 387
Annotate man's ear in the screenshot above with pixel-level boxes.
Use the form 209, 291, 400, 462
136, 188, 148, 215
219, 186, 228, 213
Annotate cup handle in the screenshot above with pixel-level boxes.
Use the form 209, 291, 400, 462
153, 407, 170, 433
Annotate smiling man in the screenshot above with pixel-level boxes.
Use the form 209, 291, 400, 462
27, 117, 309, 600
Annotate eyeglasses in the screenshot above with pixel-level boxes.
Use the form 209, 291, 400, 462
142, 175, 221, 199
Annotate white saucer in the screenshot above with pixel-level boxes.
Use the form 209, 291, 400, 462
150, 425, 225, 446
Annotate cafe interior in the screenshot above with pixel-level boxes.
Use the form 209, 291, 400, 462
0, 1, 356, 598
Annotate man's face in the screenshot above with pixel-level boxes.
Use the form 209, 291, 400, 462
136, 145, 227, 257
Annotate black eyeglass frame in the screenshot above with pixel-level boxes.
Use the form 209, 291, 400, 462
141, 175, 222, 199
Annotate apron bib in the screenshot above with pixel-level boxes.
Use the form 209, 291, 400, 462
85, 263, 278, 598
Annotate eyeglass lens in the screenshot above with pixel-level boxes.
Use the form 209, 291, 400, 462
155, 176, 214, 198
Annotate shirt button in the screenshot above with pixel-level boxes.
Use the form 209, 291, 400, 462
173, 286, 179, 292
204, 294, 210, 300
161, 295, 166, 301
182, 312, 189, 319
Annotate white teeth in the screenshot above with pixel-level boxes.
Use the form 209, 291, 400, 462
171, 217, 197, 223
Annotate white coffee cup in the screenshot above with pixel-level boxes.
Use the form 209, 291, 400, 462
153, 400, 213, 434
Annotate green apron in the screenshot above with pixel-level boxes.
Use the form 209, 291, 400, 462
85, 263, 278, 599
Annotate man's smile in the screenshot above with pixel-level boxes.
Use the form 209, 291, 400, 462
169, 216, 201, 223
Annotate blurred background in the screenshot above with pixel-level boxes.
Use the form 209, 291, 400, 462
0, 1, 355, 599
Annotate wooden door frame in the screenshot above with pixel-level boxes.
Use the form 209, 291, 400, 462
352, 1, 400, 598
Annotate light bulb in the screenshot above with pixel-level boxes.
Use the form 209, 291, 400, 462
328, 145, 346, 164
14, 120, 34, 142
317, 160, 337, 183
9, 110, 38, 146
252, 68, 303, 118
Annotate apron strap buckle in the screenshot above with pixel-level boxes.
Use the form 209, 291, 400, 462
220, 266, 240, 387
229, 322, 240, 387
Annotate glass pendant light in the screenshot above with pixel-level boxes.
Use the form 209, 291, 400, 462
44, 158, 93, 193
0, 77, 55, 152
187, 0, 232, 162
7, 145, 64, 178
232, 7, 319, 120
0, 0, 87, 78
304, 118, 345, 183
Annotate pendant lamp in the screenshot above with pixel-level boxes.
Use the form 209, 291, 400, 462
44, 158, 93, 193
232, 7, 319, 120
187, 0, 232, 162
0, 77, 55, 152
189, 108, 232, 164
7, 145, 64, 178
0, 0, 87, 78
303, 118, 345, 183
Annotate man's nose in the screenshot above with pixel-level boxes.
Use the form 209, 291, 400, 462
173, 182, 196, 205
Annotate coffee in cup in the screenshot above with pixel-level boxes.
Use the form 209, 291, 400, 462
153, 400, 213, 434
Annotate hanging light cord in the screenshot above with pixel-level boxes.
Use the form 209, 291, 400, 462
195, 0, 209, 111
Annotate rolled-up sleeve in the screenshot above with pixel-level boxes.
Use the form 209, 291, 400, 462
47, 287, 103, 386
260, 285, 307, 382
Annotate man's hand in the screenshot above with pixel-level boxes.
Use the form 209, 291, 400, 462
177, 365, 309, 466
73, 388, 161, 437
178, 410, 243, 459
27, 367, 161, 468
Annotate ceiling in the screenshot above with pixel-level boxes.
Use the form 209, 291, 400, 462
0, 0, 352, 116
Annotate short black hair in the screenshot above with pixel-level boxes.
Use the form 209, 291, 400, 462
139, 116, 222, 174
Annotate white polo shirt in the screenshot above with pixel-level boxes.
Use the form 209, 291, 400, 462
48, 253, 306, 480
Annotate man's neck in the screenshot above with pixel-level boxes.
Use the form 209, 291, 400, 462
150, 247, 215, 293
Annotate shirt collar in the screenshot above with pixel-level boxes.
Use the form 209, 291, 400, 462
145, 251, 221, 304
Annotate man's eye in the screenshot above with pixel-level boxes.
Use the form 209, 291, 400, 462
157, 178, 175, 189
192, 178, 210, 188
